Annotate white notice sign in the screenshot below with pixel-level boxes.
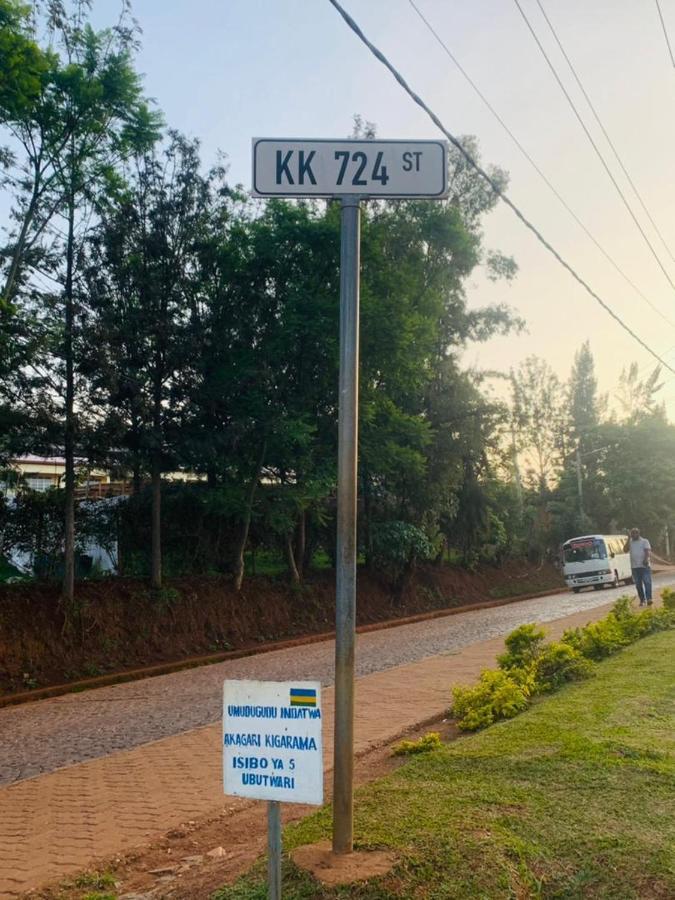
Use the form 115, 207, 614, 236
252, 138, 448, 198
223, 679, 323, 805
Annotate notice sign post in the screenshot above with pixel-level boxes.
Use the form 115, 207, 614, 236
251, 137, 448, 858
223, 679, 323, 898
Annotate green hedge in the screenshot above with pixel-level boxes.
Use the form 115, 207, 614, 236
451, 594, 675, 731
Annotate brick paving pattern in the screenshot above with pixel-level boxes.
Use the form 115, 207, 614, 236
5, 576, 671, 786
0, 594, 656, 898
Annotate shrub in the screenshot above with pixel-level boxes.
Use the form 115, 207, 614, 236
370, 520, 435, 585
661, 587, 675, 612
498, 623, 546, 670
609, 595, 652, 642
563, 597, 675, 661
611, 595, 635, 621
639, 606, 675, 633
452, 596, 674, 733
533, 641, 595, 692
392, 732, 442, 756
508, 662, 538, 696
452, 669, 531, 732
562, 616, 631, 660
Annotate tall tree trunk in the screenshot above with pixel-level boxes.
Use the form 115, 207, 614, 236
233, 439, 267, 592
150, 454, 162, 589
150, 360, 163, 589
132, 458, 141, 496
296, 509, 306, 579
510, 424, 523, 516
62, 185, 76, 607
131, 412, 142, 495
116, 505, 124, 576
362, 470, 373, 568
285, 532, 301, 586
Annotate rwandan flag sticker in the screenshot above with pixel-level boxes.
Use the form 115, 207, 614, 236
290, 687, 317, 707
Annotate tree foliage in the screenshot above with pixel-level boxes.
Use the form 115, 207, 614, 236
3, 2, 674, 596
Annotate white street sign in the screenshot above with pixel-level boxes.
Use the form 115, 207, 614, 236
223, 679, 324, 805
252, 138, 448, 198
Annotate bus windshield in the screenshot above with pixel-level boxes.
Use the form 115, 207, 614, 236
563, 538, 607, 563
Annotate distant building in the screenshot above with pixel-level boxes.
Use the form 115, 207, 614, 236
1, 455, 203, 500
0, 455, 112, 499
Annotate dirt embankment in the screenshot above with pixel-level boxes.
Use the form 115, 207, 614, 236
0, 561, 562, 696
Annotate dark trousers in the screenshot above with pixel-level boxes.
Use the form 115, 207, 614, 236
632, 567, 652, 603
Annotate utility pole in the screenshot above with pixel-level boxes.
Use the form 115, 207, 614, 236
665, 523, 671, 560
332, 197, 360, 854
575, 448, 584, 520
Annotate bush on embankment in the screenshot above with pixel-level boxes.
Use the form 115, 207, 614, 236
451, 591, 675, 731
0, 560, 562, 695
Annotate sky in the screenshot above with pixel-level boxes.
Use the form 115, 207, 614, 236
83, 0, 675, 417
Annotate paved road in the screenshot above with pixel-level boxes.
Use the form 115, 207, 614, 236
1, 575, 672, 786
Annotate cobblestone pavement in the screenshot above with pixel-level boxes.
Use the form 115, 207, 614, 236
0, 597, 645, 898
1, 576, 673, 786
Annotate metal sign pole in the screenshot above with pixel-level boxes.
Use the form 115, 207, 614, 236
332, 196, 361, 854
267, 800, 282, 899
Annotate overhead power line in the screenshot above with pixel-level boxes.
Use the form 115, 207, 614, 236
536, 0, 675, 265
512, 0, 675, 294
407, 0, 675, 331
655, 0, 675, 67
325, 0, 675, 376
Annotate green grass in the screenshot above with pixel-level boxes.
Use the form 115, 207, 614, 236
73, 871, 116, 890
214, 630, 675, 899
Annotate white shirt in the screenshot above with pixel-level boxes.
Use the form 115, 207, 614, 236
629, 537, 651, 569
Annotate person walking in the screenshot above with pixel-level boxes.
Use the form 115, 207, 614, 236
625, 528, 652, 606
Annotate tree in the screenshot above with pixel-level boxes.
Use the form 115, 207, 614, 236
599, 416, 675, 547
0, 0, 53, 466
356, 139, 519, 559
83, 133, 204, 589
0, 0, 52, 305
427, 365, 507, 566
511, 357, 565, 494
568, 341, 601, 449
510, 357, 567, 561
563, 341, 607, 531
1, 0, 160, 604
616, 362, 664, 424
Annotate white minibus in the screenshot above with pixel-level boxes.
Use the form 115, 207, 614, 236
562, 534, 633, 593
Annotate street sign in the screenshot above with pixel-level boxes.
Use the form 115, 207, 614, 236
252, 138, 448, 198
249, 134, 448, 857
223, 679, 324, 806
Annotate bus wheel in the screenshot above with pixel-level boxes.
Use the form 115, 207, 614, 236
572, 587, 581, 594
593, 584, 602, 590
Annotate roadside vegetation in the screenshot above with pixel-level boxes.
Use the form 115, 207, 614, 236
216, 616, 675, 899
451, 591, 675, 731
